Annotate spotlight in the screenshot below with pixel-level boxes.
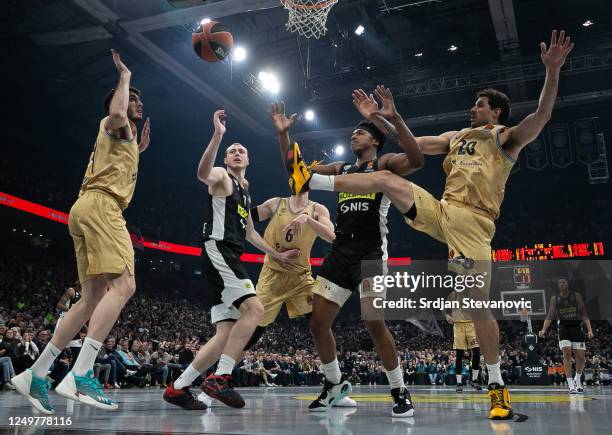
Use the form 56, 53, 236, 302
448, 45, 458, 52
258, 71, 280, 94
200, 17, 211, 25
305, 110, 315, 121
582, 20, 594, 27
334, 144, 345, 156
415, 52, 423, 57
354, 25, 365, 36
233, 46, 247, 62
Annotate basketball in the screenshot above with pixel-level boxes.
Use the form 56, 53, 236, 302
192, 21, 233, 62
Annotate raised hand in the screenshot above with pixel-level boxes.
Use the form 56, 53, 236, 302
372, 85, 399, 120
269, 101, 298, 133
213, 109, 226, 135
111, 49, 131, 75
138, 117, 151, 153
352, 89, 378, 119
540, 30, 574, 71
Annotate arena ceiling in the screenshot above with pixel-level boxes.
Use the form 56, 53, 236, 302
5, 0, 612, 168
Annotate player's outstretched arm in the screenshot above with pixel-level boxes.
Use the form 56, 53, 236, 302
502, 30, 574, 160
370, 85, 424, 175
245, 214, 300, 263
197, 109, 229, 187
56, 287, 75, 312
416, 132, 456, 155
105, 49, 132, 133
251, 197, 282, 223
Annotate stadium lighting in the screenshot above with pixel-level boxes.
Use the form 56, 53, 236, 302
305, 110, 315, 121
582, 20, 594, 27
415, 52, 423, 57
200, 17, 211, 25
334, 144, 345, 156
233, 46, 247, 62
354, 25, 365, 36
258, 71, 281, 94
448, 44, 459, 52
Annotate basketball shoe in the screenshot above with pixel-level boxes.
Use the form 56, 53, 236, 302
163, 382, 207, 410
11, 369, 54, 414
286, 142, 312, 195
487, 383, 513, 420
202, 374, 245, 408
56, 370, 118, 410
308, 379, 352, 412
391, 387, 414, 417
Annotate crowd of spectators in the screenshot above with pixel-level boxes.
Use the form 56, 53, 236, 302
1, 249, 611, 392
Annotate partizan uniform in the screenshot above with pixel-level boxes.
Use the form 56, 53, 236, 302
55, 289, 82, 332
314, 160, 391, 306
202, 174, 256, 324
448, 292, 479, 350
554, 292, 586, 350
406, 124, 515, 295
69, 117, 139, 283
257, 198, 317, 326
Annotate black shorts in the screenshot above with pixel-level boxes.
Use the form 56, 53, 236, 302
558, 323, 585, 343
201, 240, 256, 323
318, 237, 385, 292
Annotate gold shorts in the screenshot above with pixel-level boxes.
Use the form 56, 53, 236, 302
68, 191, 134, 283
406, 183, 494, 296
453, 321, 479, 350
257, 266, 314, 326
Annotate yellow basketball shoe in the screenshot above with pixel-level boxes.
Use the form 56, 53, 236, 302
487, 383, 513, 420
286, 142, 312, 195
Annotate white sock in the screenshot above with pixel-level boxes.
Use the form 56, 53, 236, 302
385, 365, 405, 389
567, 378, 576, 389
214, 354, 235, 376
73, 337, 102, 377
472, 370, 480, 382
456, 374, 462, 385
31, 343, 61, 379
174, 364, 202, 389
321, 359, 342, 384
574, 373, 582, 385
309, 174, 335, 191
486, 361, 504, 386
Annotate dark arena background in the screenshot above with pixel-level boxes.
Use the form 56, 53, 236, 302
2, 1, 612, 434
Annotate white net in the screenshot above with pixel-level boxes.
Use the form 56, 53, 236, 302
281, 0, 338, 39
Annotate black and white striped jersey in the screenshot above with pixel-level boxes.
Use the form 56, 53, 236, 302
335, 160, 390, 252
203, 174, 251, 252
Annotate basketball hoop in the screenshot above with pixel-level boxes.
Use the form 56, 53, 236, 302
281, 0, 338, 39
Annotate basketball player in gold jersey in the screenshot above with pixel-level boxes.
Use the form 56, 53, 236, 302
287, 30, 574, 419
445, 291, 482, 393
12, 49, 150, 414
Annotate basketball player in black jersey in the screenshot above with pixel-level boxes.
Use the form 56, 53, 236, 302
163, 110, 298, 410
55, 283, 81, 332
272, 89, 423, 417
539, 278, 593, 394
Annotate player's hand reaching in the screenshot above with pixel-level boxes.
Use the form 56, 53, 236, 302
213, 109, 226, 135
587, 331, 594, 339
269, 101, 298, 133
372, 85, 400, 120
111, 49, 131, 76
138, 117, 151, 153
352, 89, 378, 120
275, 248, 300, 263
538, 329, 546, 338
540, 30, 574, 71
284, 214, 310, 237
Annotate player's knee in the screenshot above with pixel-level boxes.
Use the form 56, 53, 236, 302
363, 319, 387, 339
240, 296, 264, 323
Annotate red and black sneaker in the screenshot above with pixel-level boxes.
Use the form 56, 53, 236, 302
202, 374, 245, 409
163, 382, 208, 410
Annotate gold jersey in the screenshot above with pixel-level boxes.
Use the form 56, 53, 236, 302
263, 198, 317, 274
442, 125, 515, 220
78, 117, 139, 210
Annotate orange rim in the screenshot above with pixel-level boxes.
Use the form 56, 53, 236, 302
282, 0, 336, 11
